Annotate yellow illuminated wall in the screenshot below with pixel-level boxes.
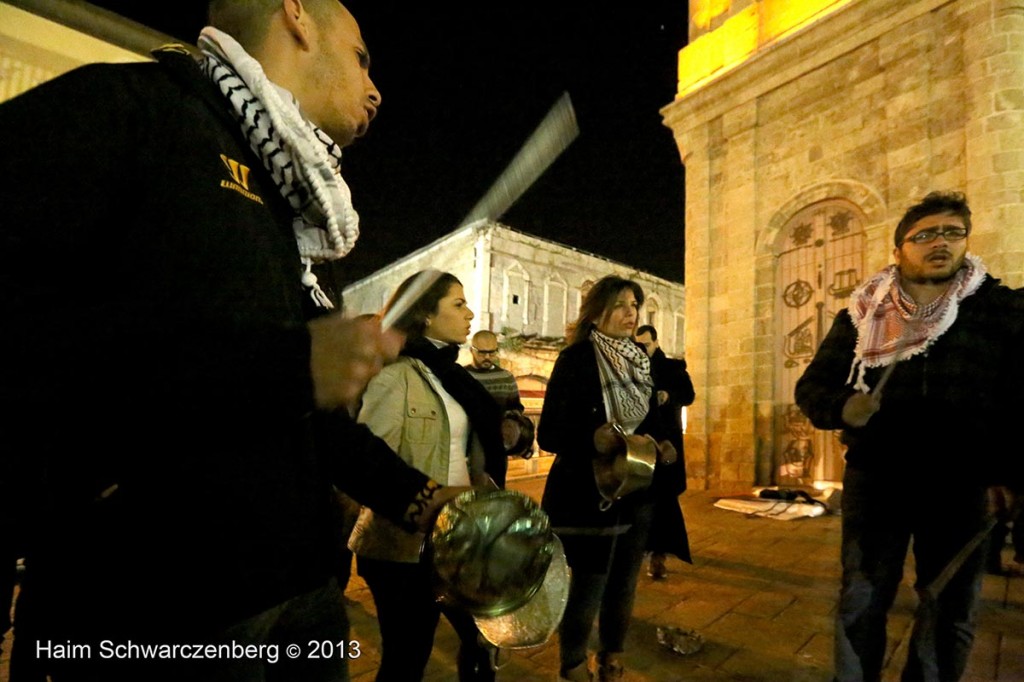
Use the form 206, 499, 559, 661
677, 0, 851, 97
691, 0, 732, 30
0, 2, 147, 104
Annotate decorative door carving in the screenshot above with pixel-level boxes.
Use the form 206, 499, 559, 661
775, 199, 865, 484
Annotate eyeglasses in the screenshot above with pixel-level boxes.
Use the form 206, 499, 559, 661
472, 347, 498, 356
902, 226, 968, 245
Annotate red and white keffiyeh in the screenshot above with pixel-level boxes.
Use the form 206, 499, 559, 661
846, 253, 986, 391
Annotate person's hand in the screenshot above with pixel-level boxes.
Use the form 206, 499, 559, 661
501, 418, 522, 451
308, 314, 405, 413
841, 391, 880, 428
593, 423, 622, 456
472, 473, 500, 491
413, 484, 475, 533
656, 390, 669, 406
657, 439, 677, 465
987, 485, 1015, 519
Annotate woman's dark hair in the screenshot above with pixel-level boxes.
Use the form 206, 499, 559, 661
568, 275, 645, 345
382, 270, 462, 340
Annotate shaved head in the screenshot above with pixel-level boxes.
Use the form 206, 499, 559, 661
470, 330, 500, 369
206, 0, 379, 146
207, 0, 341, 52
472, 330, 497, 346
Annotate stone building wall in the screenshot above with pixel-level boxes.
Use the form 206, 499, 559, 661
662, 0, 1024, 491
343, 222, 688, 481
343, 222, 688, 357
340, 229, 480, 318
0, 2, 159, 106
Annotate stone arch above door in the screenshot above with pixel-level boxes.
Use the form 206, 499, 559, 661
757, 180, 886, 258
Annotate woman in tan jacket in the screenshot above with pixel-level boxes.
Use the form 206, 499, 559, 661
349, 271, 504, 682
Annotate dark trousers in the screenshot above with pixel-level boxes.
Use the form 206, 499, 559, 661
32, 579, 350, 682
357, 556, 493, 682
835, 467, 987, 682
985, 489, 1023, 570
559, 502, 653, 671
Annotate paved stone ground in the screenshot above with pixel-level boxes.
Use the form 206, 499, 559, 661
350, 478, 1024, 682
3, 479, 1022, 681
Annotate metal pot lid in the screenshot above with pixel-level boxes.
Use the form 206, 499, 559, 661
475, 534, 569, 649
502, 410, 535, 458
424, 489, 555, 617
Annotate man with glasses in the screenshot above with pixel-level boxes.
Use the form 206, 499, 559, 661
796, 191, 1023, 681
466, 330, 525, 413
465, 331, 533, 466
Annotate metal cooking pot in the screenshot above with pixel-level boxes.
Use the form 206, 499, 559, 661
475, 535, 569, 649
423, 489, 555, 617
592, 422, 657, 510
502, 410, 536, 459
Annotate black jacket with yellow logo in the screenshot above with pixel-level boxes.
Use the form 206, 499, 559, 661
0, 49, 427, 643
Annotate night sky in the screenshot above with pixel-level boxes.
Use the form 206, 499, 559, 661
86, 2, 690, 285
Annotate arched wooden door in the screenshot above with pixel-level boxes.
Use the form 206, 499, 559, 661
774, 199, 865, 485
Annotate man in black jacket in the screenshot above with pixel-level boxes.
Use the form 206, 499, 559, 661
0, 2, 462, 680
635, 325, 694, 579
795, 192, 1023, 682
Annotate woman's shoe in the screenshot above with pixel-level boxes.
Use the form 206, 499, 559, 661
647, 553, 667, 580
559, 660, 594, 682
597, 652, 624, 682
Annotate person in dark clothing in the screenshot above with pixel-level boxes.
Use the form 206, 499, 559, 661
986, 490, 1024, 576
795, 191, 1023, 682
0, 473, 15, 660
0, 2, 466, 680
350, 272, 504, 682
634, 324, 694, 580
465, 329, 535, 459
539, 276, 677, 682
466, 330, 525, 413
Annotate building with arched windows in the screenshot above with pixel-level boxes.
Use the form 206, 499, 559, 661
341, 221, 687, 477
341, 220, 687, 357
662, 0, 1024, 491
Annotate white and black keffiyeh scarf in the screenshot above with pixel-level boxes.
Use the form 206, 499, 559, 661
591, 330, 653, 435
198, 27, 359, 308
845, 252, 986, 391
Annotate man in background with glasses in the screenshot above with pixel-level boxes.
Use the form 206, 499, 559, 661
466, 331, 524, 413
795, 191, 1023, 681
465, 331, 533, 472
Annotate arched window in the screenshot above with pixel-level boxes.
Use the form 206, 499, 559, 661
501, 262, 531, 331
543, 274, 568, 338
644, 295, 661, 331
673, 310, 686, 355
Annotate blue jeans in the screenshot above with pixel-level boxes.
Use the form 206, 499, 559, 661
835, 467, 987, 682
558, 501, 653, 672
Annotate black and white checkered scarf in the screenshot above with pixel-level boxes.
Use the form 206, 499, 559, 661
591, 330, 653, 435
198, 27, 359, 308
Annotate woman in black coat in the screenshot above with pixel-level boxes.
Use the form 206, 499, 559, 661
538, 275, 677, 682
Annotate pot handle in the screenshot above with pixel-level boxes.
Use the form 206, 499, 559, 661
598, 422, 626, 512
